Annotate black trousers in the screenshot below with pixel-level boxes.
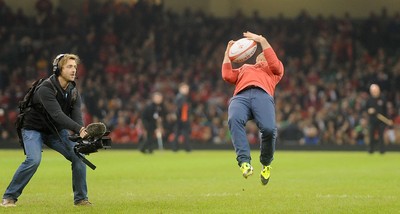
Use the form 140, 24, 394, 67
368, 122, 385, 154
139, 129, 156, 153
172, 122, 191, 152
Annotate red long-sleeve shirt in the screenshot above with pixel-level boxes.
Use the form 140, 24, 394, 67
222, 48, 284, 96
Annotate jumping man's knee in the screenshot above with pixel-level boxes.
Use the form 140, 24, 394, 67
228, 115, 246, 127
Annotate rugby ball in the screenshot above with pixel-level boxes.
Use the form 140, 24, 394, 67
228, 38, 257, 63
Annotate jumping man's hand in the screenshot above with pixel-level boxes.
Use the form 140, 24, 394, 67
243, 31, 271, 49
223, 40, 235, 63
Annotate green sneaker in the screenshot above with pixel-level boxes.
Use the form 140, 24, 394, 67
260, 165, 272, 185
240, 162, 254, 179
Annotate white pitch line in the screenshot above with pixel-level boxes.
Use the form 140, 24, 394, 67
316, 194, 396, 199
202, 193, 241, 197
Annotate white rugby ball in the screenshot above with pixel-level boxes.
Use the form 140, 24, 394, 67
228, 38, 257, 63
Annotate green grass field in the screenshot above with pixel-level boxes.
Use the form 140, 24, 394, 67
0, 149, 399, 213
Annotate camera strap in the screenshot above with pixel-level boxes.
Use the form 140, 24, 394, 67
37, 108, 98, 171
42, 112, 97, 170
33, 82, 97, 170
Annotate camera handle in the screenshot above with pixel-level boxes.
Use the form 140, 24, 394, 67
69, 135, 97, 170
74, 148, 97, 170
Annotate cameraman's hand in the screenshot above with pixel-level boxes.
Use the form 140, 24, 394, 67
79, 127, 88, 138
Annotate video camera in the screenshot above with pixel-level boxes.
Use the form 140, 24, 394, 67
70, 132, 112, 155
69, 126, 112, 170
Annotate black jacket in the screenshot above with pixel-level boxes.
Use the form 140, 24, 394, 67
175, 93, 190, 124
142, 102, 165, 131
366, 96, 387, 124
23, 75, 83, 134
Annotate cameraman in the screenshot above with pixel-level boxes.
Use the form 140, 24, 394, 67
1, 54, 91, 207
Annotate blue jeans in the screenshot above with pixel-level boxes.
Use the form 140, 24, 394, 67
228, 88, 277, 166
3, 129, 88, 203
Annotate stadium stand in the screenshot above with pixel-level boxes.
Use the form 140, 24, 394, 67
0, 0, 399, 148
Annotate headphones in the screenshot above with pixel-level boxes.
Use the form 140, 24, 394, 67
52, 54, 65, 76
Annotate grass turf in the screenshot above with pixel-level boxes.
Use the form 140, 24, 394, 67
0, 149, 399, 213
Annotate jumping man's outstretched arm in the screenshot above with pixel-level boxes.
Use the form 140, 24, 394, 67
222, 40, 239, 84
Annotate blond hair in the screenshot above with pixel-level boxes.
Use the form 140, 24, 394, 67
57, 53, 80, 70
53, 53, 80, 76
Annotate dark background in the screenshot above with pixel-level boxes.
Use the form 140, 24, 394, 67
0, 0, 399, 151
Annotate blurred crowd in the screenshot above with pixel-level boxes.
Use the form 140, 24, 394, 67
0, 0, 399, 146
